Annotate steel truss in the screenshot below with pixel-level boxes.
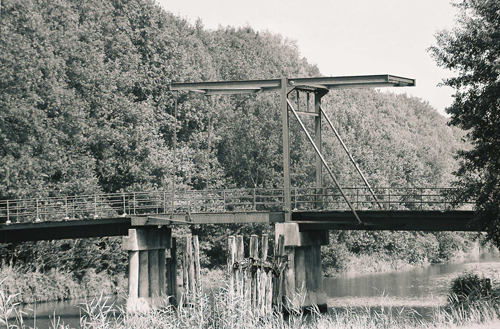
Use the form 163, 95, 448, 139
169, 75, 416, 224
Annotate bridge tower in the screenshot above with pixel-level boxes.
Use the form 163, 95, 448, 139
168, 74, 415, 311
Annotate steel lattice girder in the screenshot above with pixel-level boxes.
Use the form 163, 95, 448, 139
169, 74, 415, 95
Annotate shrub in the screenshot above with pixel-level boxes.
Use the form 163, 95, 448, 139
448, 271, 493, 306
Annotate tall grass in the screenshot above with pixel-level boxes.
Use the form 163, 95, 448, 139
0, 266, 125, 304
1, 277, 500, 328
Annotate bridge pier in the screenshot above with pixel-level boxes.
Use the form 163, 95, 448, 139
275, 223, 328, 312
122, 227, 172, 313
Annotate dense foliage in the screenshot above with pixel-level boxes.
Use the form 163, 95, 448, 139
0, 0, 476, 292
430, 0, 500, 246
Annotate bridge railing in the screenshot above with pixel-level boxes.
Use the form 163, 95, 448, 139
0, 187, 472, 224
291, 187, 474, 211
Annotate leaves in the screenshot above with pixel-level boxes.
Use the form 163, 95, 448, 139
430, 0, 500, 246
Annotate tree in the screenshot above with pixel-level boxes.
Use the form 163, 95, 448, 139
430, 0, 500, 245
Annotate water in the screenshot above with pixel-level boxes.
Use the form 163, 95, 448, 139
324, 252, 500, 319
16, 253, 500, 328
16, 295, 125, 329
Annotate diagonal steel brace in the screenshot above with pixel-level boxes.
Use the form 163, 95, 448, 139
287, 99, 363, 225
320, 105, 383, 209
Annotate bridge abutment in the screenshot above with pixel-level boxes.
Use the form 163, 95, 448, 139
122, 227, 173, 313
275, 223, 328, 312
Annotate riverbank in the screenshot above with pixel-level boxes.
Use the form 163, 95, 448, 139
323, 237, 488, 277
326, 254, 500, 313
0, 266, 126, 304
2, 284, 500, 329
0, 245, 491, 305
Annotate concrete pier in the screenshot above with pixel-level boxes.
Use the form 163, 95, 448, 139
122, 227, 172, 313
275, 223, 328, 312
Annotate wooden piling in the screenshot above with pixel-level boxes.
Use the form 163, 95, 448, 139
226, 233, 289, 315
181, 235, 201, 304
275, 234, 285, 311
182, 243, 189, 302
236, 235, 244, 297
249, 235, 258, 309
228, 235, 236, 299
193, 235, 201, 289
261, 234, 268, 262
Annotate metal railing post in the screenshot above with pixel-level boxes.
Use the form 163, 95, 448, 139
36, 198, 41, 222
64, 197, 69, 220
253, 188, 256, 211
94, 194, 98, 219
356, 188, 359, 209
420, 188, 424, 210
163, 191, 166, 214
133, 192, 136, 215
388, 188, 391, 209
122, 192, 127, 216
6, 200, 10, 225
293, 188, 297, 210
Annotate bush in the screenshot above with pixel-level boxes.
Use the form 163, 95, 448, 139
448, 271, 493, 306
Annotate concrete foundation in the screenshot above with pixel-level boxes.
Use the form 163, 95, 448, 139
275, 223, 328, 312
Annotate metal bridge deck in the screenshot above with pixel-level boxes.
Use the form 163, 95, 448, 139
0, 209, 476, 244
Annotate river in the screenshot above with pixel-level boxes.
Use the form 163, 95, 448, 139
16, 252, 500, 328
325, 252, 500, 319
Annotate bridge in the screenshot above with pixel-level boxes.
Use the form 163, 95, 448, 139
0, 186, 474, 243
0, 74, 478, 312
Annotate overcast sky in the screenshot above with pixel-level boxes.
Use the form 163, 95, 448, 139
159, 0, 460, 116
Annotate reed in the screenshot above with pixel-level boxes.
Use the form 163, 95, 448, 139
1, 276, 500, 328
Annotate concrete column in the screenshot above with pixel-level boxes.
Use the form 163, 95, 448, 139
275, 223, 328, 312
122, 227, 172, 313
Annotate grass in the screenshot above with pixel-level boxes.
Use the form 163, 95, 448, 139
1, 278, 500, 329
0, 265, 126, 304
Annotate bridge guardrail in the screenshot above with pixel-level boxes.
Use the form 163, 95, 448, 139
0, 187, 473, 224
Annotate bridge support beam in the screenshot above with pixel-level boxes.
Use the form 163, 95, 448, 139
275, 223, 328, 312
122, 227, 172, 313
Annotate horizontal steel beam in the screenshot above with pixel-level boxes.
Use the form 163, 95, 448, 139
0, 209, 480, 243
292, 210, 476, 231
134, 212, 285, 225
0, 218, 132, 243
170, 75, 415, 95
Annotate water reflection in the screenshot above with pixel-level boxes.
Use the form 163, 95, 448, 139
325, 253, 500, 299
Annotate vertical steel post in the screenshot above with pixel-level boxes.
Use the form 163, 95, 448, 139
6, 200, 10, 224
94, 194, 98, 219
172, 92, 178, 219
64, 197, 69, 220
36, 198, 40, 222
206, 95, 212, 191
163, 191, 166, 214
133, 192, 136, 215
122, 192, 127, 216
314, 92, 322, 209
281, 77, 291, 221
253, 188, 256, 211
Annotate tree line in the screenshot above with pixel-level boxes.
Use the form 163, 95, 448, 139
0, 0, 483, 285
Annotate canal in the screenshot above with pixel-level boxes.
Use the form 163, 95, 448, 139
17, 252, 500, 328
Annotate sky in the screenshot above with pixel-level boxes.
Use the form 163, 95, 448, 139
158, 0, 460, 116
